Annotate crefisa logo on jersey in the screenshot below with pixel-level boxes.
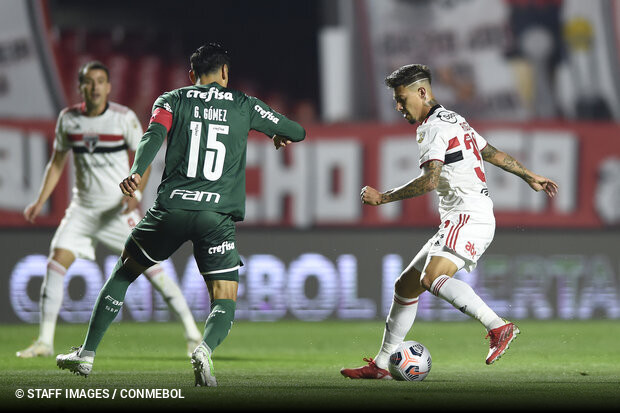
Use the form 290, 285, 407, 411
254, 105, 280, 124
186, 87, 233, 103
83, 134, 99, 153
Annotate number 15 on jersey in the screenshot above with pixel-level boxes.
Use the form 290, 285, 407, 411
188, 121, 229, 181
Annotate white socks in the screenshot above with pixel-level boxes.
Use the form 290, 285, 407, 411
374, 274, 505, 369
374, 293, 419, 369
145, 266, 202, 341
431, 275, 504, 331
38, 260, 66, 346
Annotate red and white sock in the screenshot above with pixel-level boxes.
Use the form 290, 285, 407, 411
374, 293, 419, 369
431, 275, 504, 331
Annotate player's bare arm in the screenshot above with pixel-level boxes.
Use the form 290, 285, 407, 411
24, 149, 70, 223
361, 160, 442, 205
481, 143, 559, 197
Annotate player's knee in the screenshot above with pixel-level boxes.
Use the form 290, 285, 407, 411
394, 267, 423, 296
50, 248, 75, 269
394, 274, 413, 292
419, 271, 438, 291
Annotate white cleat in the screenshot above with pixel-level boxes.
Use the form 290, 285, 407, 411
191, 344, 217, 387
187, 337, 202, 358
56, 346, 94, 377
16, 341, 54, 358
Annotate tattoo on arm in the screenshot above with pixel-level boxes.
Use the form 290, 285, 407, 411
481, 143, 499, 162
381, 160, 442, 203
482, 143, 531, 182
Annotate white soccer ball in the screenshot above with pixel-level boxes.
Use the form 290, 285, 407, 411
388, 340, 432, 381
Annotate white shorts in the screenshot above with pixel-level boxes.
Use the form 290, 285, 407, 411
411, 211, 495, 273
50, 201, 141, 261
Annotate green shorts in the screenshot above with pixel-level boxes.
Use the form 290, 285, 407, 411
126, 206, 241, 281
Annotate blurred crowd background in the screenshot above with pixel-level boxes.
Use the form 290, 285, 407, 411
48, 0, 321, 127
5, 0, 620, 125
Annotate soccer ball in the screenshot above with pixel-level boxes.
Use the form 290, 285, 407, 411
388, 340, 432, 381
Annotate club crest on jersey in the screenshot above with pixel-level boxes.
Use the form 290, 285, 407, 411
83, 134, 99, 153
417, 131, 425, 143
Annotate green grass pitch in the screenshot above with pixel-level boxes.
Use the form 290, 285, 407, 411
1, 320, 619, 412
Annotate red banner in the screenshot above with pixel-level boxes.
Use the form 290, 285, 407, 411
2, 119, 619, 228
244, 121, 620, 228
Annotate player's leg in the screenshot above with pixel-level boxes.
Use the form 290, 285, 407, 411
190, 211, 241, 387
100, 208, 202, 355
57, 206, 186, 377
341, 245, 428, 379
426, 213, 519, 364
191, 277, 238, 387
422, 255, 518, 364
202, 279, 238, 353
421, 255, 503, 329
191, 276, 239, 387
19, 204, 97, 358
82, 207, 186, 354
144, 265, 202, 355
17, 248, 75, 358
373, 264, 426, 369
82, 250, 146, 352
56, 248, 146, 377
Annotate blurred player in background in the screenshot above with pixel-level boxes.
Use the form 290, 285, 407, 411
56, 43, 306, 386
17, 61, 202, 359
341, 64, 558, 379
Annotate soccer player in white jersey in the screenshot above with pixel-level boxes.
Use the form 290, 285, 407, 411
17, 61, 202, 358
341, 64, 559, 379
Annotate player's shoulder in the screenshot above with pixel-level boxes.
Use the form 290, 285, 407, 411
59, 103, 83, 118
426, 105, 465, 126
419, 105, 466, 134
169, 86, 189, 96
107, 101, 134, 116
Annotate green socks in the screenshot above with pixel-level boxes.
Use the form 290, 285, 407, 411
82, 258, 140, 353
80, 258, 236, 357
202, 299, 237, 352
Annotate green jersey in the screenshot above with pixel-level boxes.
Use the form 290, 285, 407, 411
130, 82, 305, 221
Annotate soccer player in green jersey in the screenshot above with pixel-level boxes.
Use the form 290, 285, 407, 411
56, 43, 306, 386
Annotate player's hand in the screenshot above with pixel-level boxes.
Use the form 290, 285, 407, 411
121, 196, 140, 214
273, 135, 292, 150
527, 173, 559, 198
360, 185, 383, 206
23, 201, 43, 223
120, 173, 142, 198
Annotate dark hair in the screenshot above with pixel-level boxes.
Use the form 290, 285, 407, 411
190, 42, 231, 78
78, 61, 110, 84
384, 64, 432, 89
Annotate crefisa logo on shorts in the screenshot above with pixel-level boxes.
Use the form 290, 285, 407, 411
208, 241, 235, 255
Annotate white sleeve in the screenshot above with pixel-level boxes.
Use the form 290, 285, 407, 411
472, 128, 488, 150
418, 126, 448, 168
124, 110, 144, 151
52, 110, 70, 152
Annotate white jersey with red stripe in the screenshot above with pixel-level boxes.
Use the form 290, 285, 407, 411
410, 105, 496, 272
416, 104, 493, 221
54, 102, 143, 209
